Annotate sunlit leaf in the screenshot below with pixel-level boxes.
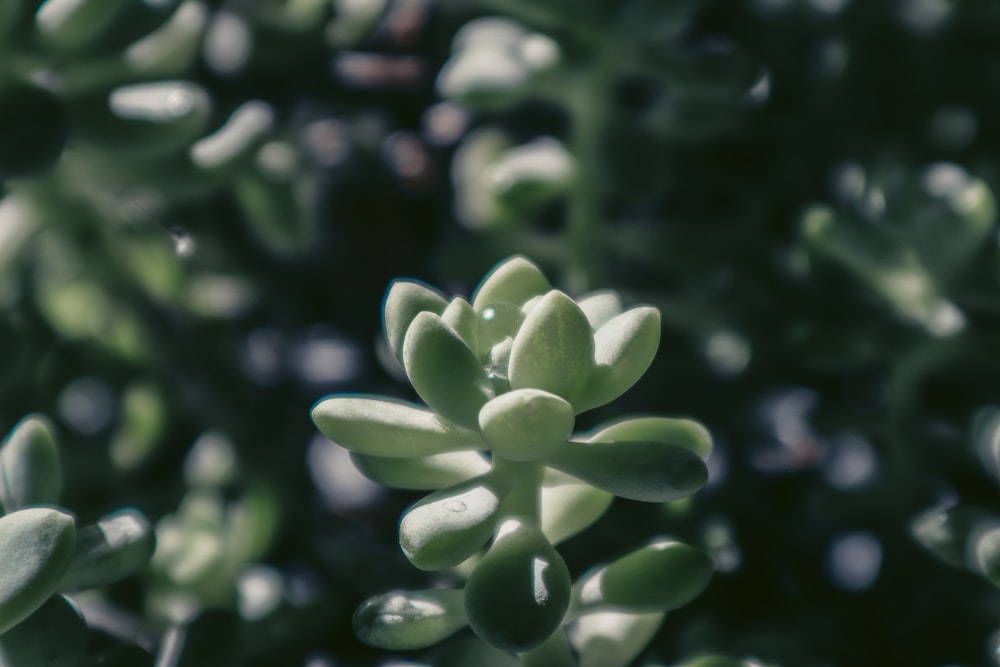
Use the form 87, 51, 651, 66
404, 312, 493, 429
312, 396, 484, 458
0, 508, 76, 636
354, 588, 467, 650
508, 290, 594, 404
547, 440, 707, 503
0, 416, 62, 511
464, 519, 570, 652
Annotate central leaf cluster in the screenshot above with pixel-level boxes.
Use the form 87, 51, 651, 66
311, 256, 714, 655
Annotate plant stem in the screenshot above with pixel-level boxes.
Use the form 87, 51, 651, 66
492, 458, 544, 524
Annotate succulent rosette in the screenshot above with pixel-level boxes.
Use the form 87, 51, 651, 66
0, 416, 156, 665
311, 256, 714, 658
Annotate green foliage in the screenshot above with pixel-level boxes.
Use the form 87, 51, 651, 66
314, 256, 712, 661
2, 0, 1000, 665
0, 418, 155, 665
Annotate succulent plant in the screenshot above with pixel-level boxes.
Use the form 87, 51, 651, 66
312, 255, 714, 662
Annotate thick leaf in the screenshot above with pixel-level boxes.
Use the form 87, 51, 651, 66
403, 312, 494, 429
382, 279, 448, 361
973, 406, 1000, 482
479, 389, 574, 462
0, 416, 62, 511
353, 588, 466, 650
508, 291, 594, 404
351, 451, 491, 490
911, 504, 987, 569
975, 525, 1000, 586
35, 0, 131, 53
0, 508, 76, 636
577, 290, 623, 329
471, 256, 551, 311
576, 307, 661, 412
547, 440, 707, 503
585, 417, 712, 460
71, 81, 212, 158
312, 396, 483, 458
465, 519, 570, 652
575, 539, 713, 613
540, 469, 613, 545
803, 205, 964, 337
0, 594, 86, 667
572, 610, 664, 667
59, 508, 156, 591
441, 297, 480, 351
399, 475, 511, 571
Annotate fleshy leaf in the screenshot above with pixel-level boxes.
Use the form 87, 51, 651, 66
403, 312, 493, 429
572, 609, 664, 667
975, 525, 1000, 586
911, 504, 987, 569
441, 297, 480, 351
471, 256, 551, 311
382, 279, 448, 361
399, 475, 511, 571
508, 290, 595, 404
59, 508, 156, 591
575, 539, 713, 613
802, 205, 964, 337
547, 440, 708, 503
0, 416, 62, 511
351, 451, 491, 490
577, 290, 623, 330
585, 417, 712, 460
479, 389, 574, 462
464, 519, 571, 652
0, 508, 76, 636
0, 594, 87, 667
576, 307, 661, 412
353, 588, 467, 650
540, 469, 613, 545
312, 396, 483, 458
35, 0, 131, 53
973, 406, 1000, 482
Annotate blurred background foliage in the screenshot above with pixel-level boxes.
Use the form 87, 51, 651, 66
3, 0, 1000, 665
